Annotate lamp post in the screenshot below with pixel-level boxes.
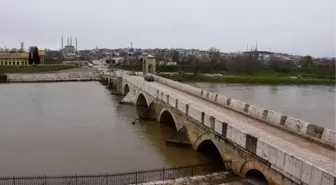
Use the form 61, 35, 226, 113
132, 53, 135, 75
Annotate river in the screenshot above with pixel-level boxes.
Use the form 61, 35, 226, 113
187, 83, 335, 130
0, 82, 208, 176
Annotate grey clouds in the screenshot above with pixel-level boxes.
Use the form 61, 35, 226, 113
0, 0, 335, 57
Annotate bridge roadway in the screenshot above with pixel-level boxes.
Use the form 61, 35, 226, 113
130, 75, 335, 182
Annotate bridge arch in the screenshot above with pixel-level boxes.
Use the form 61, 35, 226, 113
135, 93, 156, 120
158, 109, 178, 130
240, 160, 269, 185
136, 93, 149, 107
194, 133, 227, 170
123, 83, 130, 96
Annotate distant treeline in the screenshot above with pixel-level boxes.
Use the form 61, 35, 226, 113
119, 64, 223, 73
117, 64, 335, 79
159, 73, 335, 85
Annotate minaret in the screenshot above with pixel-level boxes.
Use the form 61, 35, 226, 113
20, 42, 24, 52
61, 36, 64, 49
75, 37, 78, 52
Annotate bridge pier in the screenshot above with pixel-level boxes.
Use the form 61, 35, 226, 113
135, 105, 156, 121
108, 79, 114, 89
104, 76, 123, 95
114, 77, 123, 95
100, 77, 109, 85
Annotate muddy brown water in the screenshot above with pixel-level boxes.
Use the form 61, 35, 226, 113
0, 82, 209, 176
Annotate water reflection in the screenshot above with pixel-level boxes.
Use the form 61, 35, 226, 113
187, 82, 335, 129
328, 86, 335, 92
270, 86, 278, 94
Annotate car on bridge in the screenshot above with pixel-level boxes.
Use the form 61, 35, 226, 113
144, 74, 154, 82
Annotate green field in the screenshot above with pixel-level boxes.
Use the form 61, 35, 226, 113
159, 73, 335, 85
118, 64, 335, 75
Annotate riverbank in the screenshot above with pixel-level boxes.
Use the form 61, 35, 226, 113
159, 73, 335, 85
0, 65, 75, 74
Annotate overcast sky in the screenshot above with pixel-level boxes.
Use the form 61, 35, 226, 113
0, 0, 335, 57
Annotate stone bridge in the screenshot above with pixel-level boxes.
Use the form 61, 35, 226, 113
101, 70, 335, 185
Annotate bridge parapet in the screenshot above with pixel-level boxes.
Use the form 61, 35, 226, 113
152, 74, 336, 148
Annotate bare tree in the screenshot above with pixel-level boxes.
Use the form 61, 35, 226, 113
155, 52, 165, 62
332, 59, 336, 69
267, 54, 295, 72
300, 55, 313, 67
208, 47, 221, 67
171, 50, 180, 64
226, 52, 262, 73
185, 54, 199, 75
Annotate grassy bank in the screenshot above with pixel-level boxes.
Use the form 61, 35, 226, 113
159, 73, 335, 85
118, 64, 335, 78
0, 65, 75, 74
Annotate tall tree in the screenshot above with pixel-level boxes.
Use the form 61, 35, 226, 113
300, 55, 313, 67
155, 52, 165, 62
208, 47, 221, 67
28, 52, 33, 65
187, 55, 200, 76
171, 50, 180, 64
33, 47, 40, 65
226, 52, 262, 73
28, 47, 40, 65
331, 59, 335, 69
28, 47, 33, 65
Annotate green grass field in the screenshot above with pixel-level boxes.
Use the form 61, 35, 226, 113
159, 73, 335, 85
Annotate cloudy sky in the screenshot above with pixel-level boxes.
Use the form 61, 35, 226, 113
0, 0, 335, 57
